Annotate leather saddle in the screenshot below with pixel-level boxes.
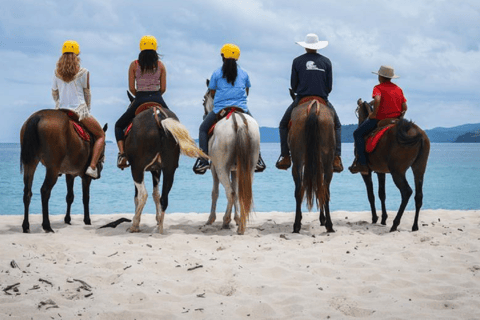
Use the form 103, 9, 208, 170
124, 102, 166, 137
288, 96, 327, 129
208, 106, 245, 136
365, 118, 400, 153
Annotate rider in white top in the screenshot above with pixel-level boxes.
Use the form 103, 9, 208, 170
52, 67, 90, 120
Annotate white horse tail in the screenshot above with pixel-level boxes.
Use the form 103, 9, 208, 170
234, 114, 254, 230
160, 117, 208, 159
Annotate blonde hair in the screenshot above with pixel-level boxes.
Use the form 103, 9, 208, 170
56, 53, 80, 82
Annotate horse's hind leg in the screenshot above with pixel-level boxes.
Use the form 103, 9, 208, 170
231, 171, 240, 226
292, 165, 303, 233
40, 168, 60, 233
82, 176, 92, 225
377, 173, 387, 225
64, 175, 74, 225
130, 174, 147, 233
22, 162, 38, 233
158, 168, 176, 234
390, 172, 413, 232
207, 166, 219, 225
151, 170, 164, 233
361, 172, 378, 224
217, 171, 235, 230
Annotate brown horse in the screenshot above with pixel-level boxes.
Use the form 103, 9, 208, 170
289, 97, 336, 233
124, 93, 206, 233
355, 99, 430, 232
20, 109, 107, 233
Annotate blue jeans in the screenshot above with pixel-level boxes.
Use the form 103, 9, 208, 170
279, 97, 341, 157
199, 109, 253, 155
353, 118, 378, 165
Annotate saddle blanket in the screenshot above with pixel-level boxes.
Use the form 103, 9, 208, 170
208, 107, 243, 136
63, 110, 90, 142
366, 124, 394, 153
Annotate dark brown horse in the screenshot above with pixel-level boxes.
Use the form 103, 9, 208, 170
20, 109, 107, 233
355, 99, 430, 232
124, 93, 206, 233
289, 97, 336, 233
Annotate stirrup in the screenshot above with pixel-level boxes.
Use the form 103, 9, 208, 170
255, 155, 266, 173
193, 158, 210, 175
117, 153, 129, 170
275, 155, 291, 170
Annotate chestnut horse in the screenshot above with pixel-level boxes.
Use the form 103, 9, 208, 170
289, 96, 336, 233
20, 109, 107, 233
125, 92, 206, 233
202, 81, 260, 235
355, 99, 430, 231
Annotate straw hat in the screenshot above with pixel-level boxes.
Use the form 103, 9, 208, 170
296, 33, 328, 50
372, 65, 399, 79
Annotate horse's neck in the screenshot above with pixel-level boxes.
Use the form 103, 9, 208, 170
204, 95, 214, 116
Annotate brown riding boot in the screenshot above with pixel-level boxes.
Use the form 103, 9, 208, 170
275, 155, 291, 170
348, 160, 369, 175
333, 156, 343, 173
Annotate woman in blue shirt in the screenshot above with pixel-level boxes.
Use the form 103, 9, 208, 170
193, 43, 265, 174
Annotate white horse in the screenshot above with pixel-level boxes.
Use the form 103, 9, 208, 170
202, 80, 260, 235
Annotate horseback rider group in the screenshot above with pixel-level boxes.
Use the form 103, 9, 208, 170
53, 34, 408, 178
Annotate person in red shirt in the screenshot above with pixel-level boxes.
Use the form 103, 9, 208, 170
349, 65, 407, 174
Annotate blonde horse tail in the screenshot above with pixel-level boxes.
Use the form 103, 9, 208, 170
304, 101, 327, 210
235, 118, 254, 230
159, 117, 208, 159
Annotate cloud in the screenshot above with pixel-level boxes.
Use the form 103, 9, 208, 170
0, 0, 479, 142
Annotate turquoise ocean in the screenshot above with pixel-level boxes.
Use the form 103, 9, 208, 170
0, 142, 479, 218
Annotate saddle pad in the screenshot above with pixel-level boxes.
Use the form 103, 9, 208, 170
366, 124, 394, 153
299, 96, 327, 106
70, 121, 91, 142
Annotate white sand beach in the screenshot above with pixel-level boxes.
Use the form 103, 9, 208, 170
1, 210, 479, 319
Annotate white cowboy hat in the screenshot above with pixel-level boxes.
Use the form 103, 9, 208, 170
372, 65, 400, 79
296, 33, 328, 50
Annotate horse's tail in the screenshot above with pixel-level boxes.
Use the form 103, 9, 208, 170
235, 117, 254, 228
20, 114, 42, 173
304, 101, 327, 210
396, 118, 423, 146
159, 117, 208, 159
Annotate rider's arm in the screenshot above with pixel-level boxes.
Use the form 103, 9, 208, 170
400, 102, 407, 117
84, 72, 91, 110
128, 61, 136, 96
159, 61, 166, 95
369, 95, 381, 119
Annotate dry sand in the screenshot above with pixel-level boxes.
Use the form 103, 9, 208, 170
1, 210, 479, 319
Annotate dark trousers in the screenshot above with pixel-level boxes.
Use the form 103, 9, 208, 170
115, 91, 168, 142
279, 97, 342, 156
199, 109, 253, 155
353, 118, 378, 165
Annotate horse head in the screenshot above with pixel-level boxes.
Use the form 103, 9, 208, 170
356, 98, 373, 124
203, 79, 214, 117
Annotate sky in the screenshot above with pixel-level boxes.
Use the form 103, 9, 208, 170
1, 0, 479, 142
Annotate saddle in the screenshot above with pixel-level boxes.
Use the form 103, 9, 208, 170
59, 109, 91, 142
208, 107, 245, 136
124, 102, 167, 137
288, 96, 326, 129
365, 118, 400, 153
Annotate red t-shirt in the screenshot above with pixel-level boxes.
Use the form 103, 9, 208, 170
372, 82, 406, 120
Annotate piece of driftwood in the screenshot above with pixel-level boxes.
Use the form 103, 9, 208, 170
98, 218, 132, 229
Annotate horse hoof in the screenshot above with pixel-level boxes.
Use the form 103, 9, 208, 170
222, 224, 231, 229
23, 229, 30, 234
412, 225, 419, 232
128, 227, 140, 233
372, 216, 378, 224
327, 228, 335, 233
44, 228, 55, 233
389, 226, 398, 232
84, 220, 91, 225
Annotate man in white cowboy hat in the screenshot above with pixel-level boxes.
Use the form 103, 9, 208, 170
276, 33, 343, 172
349, 65, 408, 174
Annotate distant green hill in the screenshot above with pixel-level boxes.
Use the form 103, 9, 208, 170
259, 123, 480, 143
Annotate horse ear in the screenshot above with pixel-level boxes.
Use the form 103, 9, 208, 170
357, 98, 363, 106
206, 79, 210, 87
289, 88, 296, 101
127, 90, 135, 102
103, 123, 108, 132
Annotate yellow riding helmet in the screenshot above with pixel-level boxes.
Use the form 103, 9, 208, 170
62, 40, 80, 55
140, 35, 158, 51
221, 44, 240, 60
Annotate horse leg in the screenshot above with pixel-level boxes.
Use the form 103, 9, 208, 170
158, 168, 175, 234
323, 170, 335, 233
319, 207, 325, 226
217, 171, 235, 231
64, 175, 74, 225
390, 172, 413, 232
151, 170, 164, 233
377, 173, 388, 225
361, 172, 378, 224
40, 168, 59, 233
130, 173, 147, 233
292, 165, 303, 233
81, 176, 92, 225
207, 166, 219, 225
231, 171, 241, 227
22, 162, 38, 233
411, 169, 425, 232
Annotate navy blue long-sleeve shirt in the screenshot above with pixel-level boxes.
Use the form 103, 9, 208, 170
290, 52, 332, 101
